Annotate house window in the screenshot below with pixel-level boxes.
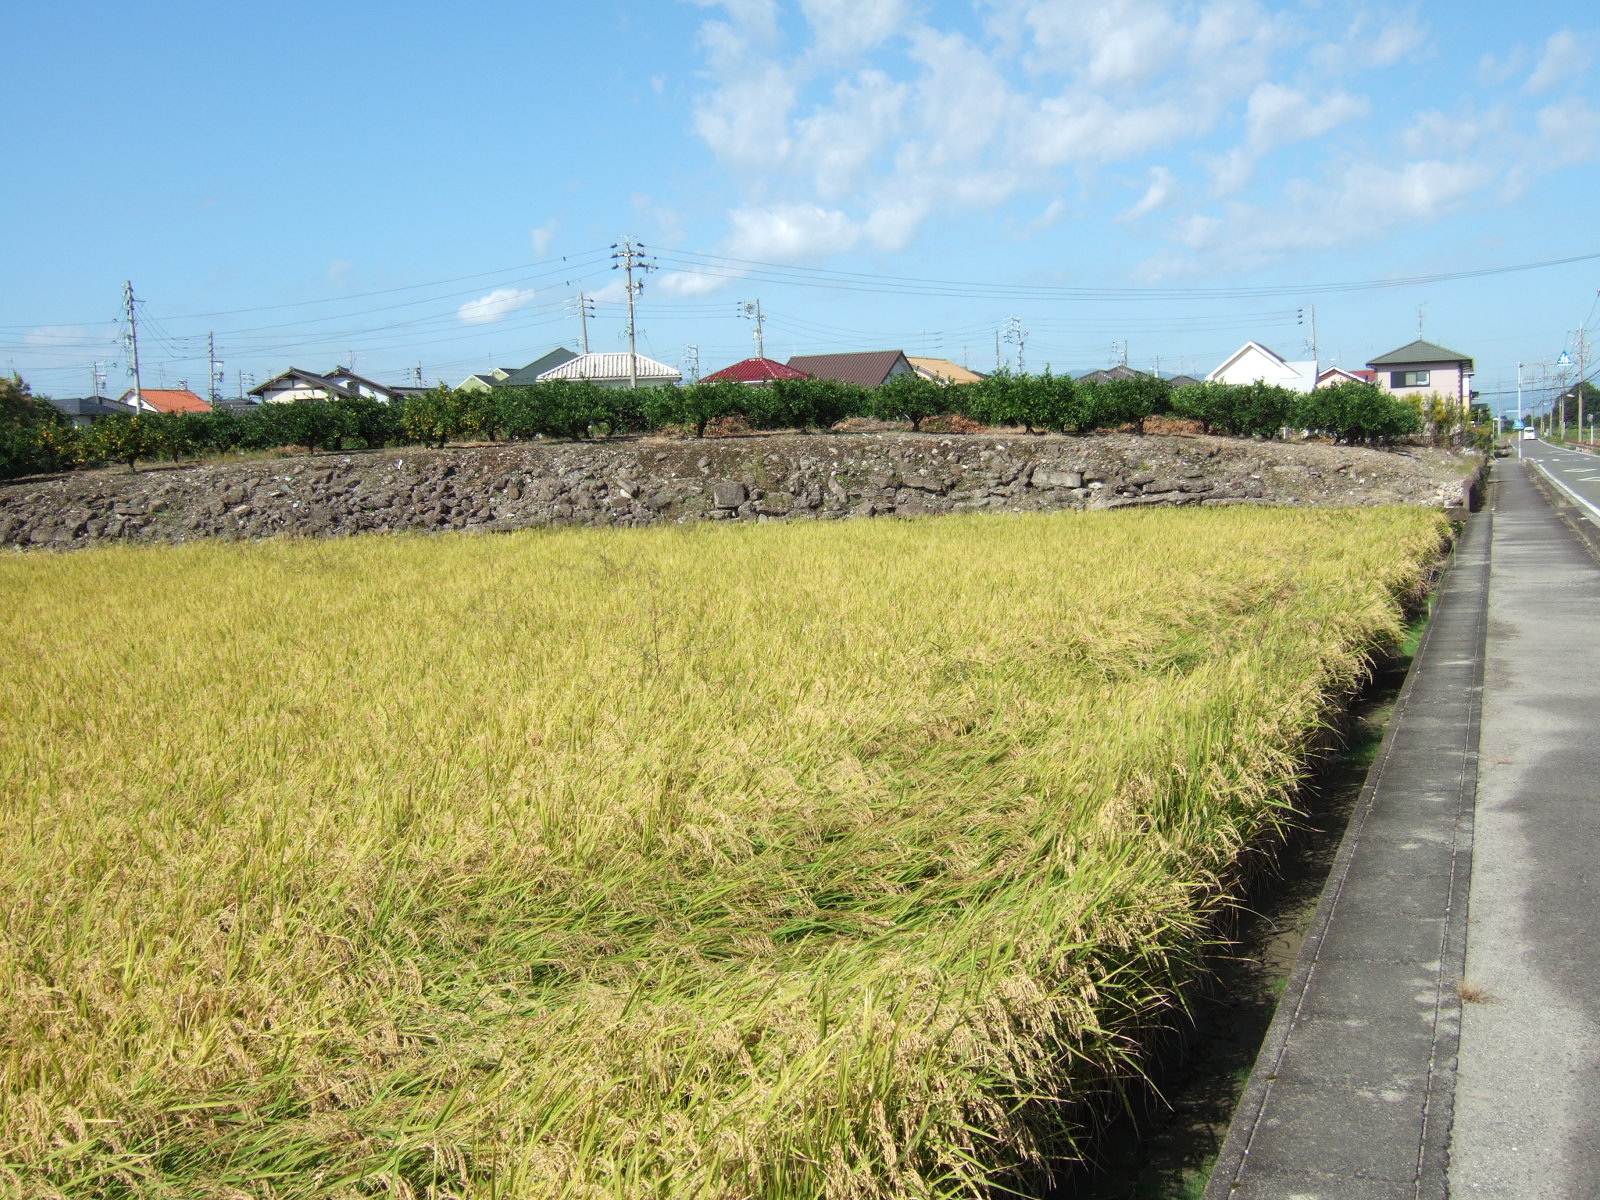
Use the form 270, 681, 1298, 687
1392, 370, 1430, 388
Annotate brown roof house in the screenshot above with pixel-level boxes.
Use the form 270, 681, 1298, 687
786, 350, 914, 388
1367, 340, 1474, 409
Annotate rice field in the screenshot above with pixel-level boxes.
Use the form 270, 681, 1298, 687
0, 506, 1448, 1199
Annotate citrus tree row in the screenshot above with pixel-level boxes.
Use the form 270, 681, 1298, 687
4, 373, 1429, 478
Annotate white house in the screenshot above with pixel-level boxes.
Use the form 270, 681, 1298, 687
1207, 343, 1317, 392
249, 367, 403, 404
1366, 340, 1474, 409
537, 352, 682, 389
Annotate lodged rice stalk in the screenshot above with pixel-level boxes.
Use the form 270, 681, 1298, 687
0, 506, 1448, 1198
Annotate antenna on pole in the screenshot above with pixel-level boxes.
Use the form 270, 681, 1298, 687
738, 300, 765, 359
611, 237, 656, 388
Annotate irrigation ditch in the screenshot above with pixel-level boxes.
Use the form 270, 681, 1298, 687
1046, 621, 1428, 1199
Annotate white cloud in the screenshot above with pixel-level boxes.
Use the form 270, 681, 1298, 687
799, 0, 907, 57
1205, 145, 1254, 197
1526, 30, 1594, 93
459, 287, 537, 324
724, 203, 862, 259
1536, 97, 1600, 165
693, 69, 798, 169
656, 268, 740, 298
1368, 11, 1428, 67
792, 70, 906, 200
1246, 83, 1368, 151
1121, 166, 1178, 220
531, 221, 558, 256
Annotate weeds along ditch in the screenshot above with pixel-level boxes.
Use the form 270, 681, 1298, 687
0, 507, 1449, 1199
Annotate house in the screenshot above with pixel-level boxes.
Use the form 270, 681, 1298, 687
1366, 340, 1474, 408
47, 395, 138, 426
249, 369, 351, 405
492, 348, 581, 388
1316, 366, 1376, 388
1206, 343, 1316, 392
323, 367, 403, 403
907, 356, 986, 385
786, 350, 913, 388
457, 367, 516, 392
117, 387, 211, 414
1078, 365, 1156, 385
701, 356, 811, 385
536, 351, 682, 388
1166, 374, 1203, 389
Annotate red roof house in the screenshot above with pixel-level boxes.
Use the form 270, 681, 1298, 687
701, 356, 811, 384
118, 388, 211, 414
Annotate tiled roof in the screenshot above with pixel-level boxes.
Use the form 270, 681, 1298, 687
785, 350, 909, 388
908, 356, 986, 384
1367, 340, 1473, 369
247, 368, 346, 397
538, 352, 682, 382
701, 356, 811, 384
119, 388, 210, 413
1078, 365, 1154, 384
50, 396, 137, 419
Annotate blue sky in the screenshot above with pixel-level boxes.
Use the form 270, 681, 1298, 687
4, 1, 1599, 419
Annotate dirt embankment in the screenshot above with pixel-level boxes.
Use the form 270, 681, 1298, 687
0, 431, 1482, 551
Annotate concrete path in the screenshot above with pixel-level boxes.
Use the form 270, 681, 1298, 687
1205, 459, 1600, 1198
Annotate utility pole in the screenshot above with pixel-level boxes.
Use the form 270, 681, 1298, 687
683, 344, 700, 383
739, 300, 766, 359
611, 237, 655, 388
995, 329, 1002, 373
92, 361, 108, 399
123, 281, 143, 410
1576, 326, 1588, 447
413, 363, 424, 386
1004, 315, 1026, 375
207, 332, 222, 404
1299, 305, 1318, 379
569, 292, 595, 354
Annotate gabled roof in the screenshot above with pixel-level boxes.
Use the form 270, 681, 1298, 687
908, 356, 986, 384
701, 356, 811, 384
1167, 374, 1203, 389
537, 351, 682, 382
1367, 339, 1473, 369
118, 387, 210, 413
50, 395, 137, 419
324, 367, 398, 397
785, 350, 910, 388
1316, 366, 1376, 386
1078, 365, 1154, 384
248, 368, 348, 397
496, 347, 580, 386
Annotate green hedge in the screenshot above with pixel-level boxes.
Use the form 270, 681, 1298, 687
0, 374, 1438, 481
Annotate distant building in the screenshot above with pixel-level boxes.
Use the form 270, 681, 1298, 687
908, 356, 986, 384
117, 387, 210, 414
1206, 343, 1317, 393
1166, 374, 1203, 389
47, 396, 137, 426
1315, 366, 1377, 388
701, 356, 811, 385
492, 348, 582, 388
249, 368, 407, 405
786, 350, 913, 388
457, 367, 516, 392
536, 351, 681, 388
1366, 340, 1474, 408
1078, 365, 1156, 385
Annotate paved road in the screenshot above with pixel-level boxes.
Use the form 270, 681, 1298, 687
1449, 459, 1600, 1198
1205, 457, 1600, 1198
1518, 437, 1600, 523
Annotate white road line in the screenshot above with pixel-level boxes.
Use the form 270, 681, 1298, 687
1530, 461, 1600, 526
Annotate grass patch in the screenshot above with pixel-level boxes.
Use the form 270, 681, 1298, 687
0, 506, 1448, 1198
